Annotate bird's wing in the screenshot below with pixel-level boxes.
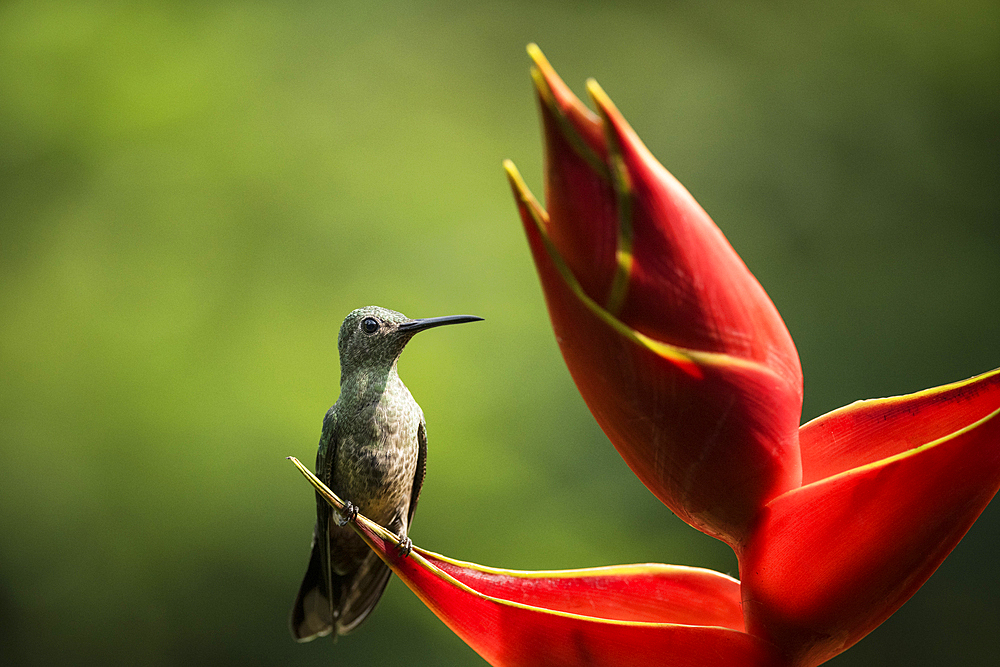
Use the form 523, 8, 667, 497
407, 419, 427, 526
315, 407, 339, 613
288, 407, 339, 641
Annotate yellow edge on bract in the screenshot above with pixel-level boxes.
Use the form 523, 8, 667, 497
503, 159, 776, 380
780, 395, 1000, 500
418, 548, 741, 585
526, 44, 635, 318
287, 456, 741, 630
587, 78, 635, 317
800, 367, 1000, 431
526, 44, 608, 179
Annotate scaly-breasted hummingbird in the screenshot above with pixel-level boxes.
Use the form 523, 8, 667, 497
290, 305, 482, 640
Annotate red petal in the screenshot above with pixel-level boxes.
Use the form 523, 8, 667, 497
522, 50, 804, 539
505, 162, 802, 546
527, 44, 606, 157
289, 457, 786, 667
529, 45, 619, 306
427, 555, 745, 628
799, 368, 1000, 484
530, 47, 802, 400
395, 549, 787, 667
587, 82, 802, 393
741, 383, 1000, 667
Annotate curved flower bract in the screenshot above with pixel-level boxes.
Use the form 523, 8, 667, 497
741, 370, 1000, 667
527, 46, 802, 383
288, 457, 787, 667
501, 45, 1000, 665
505, 46, 804, 545
507, 165, 803, 545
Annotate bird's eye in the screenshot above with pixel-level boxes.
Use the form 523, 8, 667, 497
361, 317, 379, 334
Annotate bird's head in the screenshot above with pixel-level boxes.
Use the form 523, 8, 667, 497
337, 306, 482, 378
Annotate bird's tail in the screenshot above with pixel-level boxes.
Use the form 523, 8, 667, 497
289, 539, 334, 642
334, 551, 393, 634
290, 542, 394, 640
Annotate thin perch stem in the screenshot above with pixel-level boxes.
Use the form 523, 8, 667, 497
286, 456, 402, 547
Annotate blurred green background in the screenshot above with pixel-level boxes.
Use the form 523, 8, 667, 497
1, 1, 997, 665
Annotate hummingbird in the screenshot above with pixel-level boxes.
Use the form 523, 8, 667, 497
290, 305, 482, 641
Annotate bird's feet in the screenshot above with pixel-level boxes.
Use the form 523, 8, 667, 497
336, 501, 359, 526
397, 533, 413, 558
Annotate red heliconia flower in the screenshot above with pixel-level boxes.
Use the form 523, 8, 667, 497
291, 45, 1000, 667
504, 44, 1000, 665
507, 45, 805, 548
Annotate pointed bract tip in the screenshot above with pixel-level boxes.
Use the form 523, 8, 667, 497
586, 76, 647, 165
526, 42, 546, 67
586, 78, 615, 116
503, 160, 547, 224
526, 44, 552, 97
503, 159, 526, 194
503, 159, 524, 190
586, 78, 632, 137
526, 44, 568, 106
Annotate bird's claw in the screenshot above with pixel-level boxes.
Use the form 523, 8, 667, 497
397, 534, 412, 558
337, 501, 359, 526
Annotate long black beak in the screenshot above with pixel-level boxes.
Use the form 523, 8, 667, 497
398, 314, 483, 334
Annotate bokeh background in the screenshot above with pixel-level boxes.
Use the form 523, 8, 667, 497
1, 1, 997, 665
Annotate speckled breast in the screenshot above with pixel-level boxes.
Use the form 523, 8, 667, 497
332, 380, 422, 529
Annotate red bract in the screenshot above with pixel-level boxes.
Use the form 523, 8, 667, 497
742, 370, 1000, 666
502, 45, 1000, 665
289, 457, 787, 667
508, 46, 804, 547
